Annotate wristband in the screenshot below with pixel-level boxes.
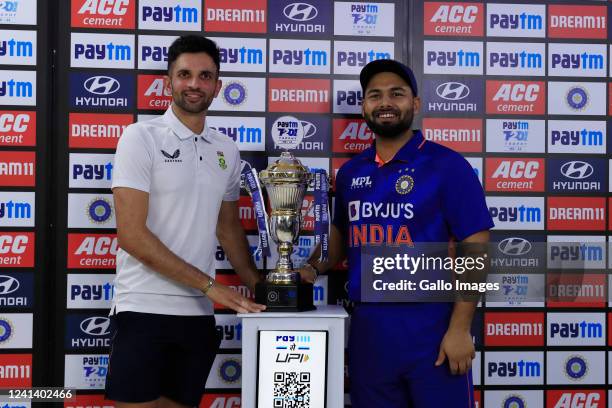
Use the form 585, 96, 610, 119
306, 263, 321, 279
201, 277, 215, 295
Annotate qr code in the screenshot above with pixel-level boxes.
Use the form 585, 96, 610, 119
273, 371, 311, 408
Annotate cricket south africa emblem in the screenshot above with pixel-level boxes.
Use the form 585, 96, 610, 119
217, 151, 227, 170
395, 175, 414, 194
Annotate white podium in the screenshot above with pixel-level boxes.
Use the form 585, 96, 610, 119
238, 305, 348, 408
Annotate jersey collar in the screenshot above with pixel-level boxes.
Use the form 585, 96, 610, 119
366, 129, 425, 166
163, 105, 212, 142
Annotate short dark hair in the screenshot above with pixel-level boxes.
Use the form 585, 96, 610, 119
167, 35, 221, 75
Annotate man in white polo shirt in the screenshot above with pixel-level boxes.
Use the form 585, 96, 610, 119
105, 36, 265, 408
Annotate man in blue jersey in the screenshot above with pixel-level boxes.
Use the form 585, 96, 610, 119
301, 60, 493, 407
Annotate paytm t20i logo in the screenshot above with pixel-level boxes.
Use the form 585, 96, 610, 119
268, 115, 328, 154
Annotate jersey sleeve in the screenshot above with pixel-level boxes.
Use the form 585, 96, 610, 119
111, 124, 153, 193
223, 146, 241, 202
440, 154, 494, 241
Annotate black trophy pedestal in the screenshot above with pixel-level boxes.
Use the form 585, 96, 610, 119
255, 281, 315, 312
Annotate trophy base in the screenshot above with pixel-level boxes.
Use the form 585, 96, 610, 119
255, 281, 315, 312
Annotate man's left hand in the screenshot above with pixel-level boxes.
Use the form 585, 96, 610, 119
434, 328, 475, 375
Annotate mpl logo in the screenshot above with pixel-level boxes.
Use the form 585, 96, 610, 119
350, 176, 372, 190
210, 77, 266, 112
422, 118, 482, 153
332, 119, 373, 153
269, 39, 330, 74
0, 192, 34, 227
333, 2, 395, 37
423, 2, 484, 37
267, 115, 328, 154
137, 74, 170, 111
548, 82, 606, 116
484, 312, 544, 346
67, 193, 115, 229
486, 119, 545, 153
485, 158, 544, 192
64, 355, 108, 389
204, 0, 266, 33
269, 0, 332, 36
548, 313, 605, 346
547, 351, 605, 385
0, 151, 34, 187
422, 78, 482, 114
333, 40, 394, 75
69, 153, 114, 189
547, 389, 605, 408
548, 197, 606, 231
71, 0, 135, 29
424, 40, 483, 75
70, 32, 134, 69
215, 314, 242, 349
0, 354, 32, 387
208, 36, 266, 73
0, 70, 35, 106
67, 274, 115, 309
200, 394, 241, 408
486, 80, 545, 115
547, 120, 606, 154
207, 116, 265, 152
0, 273, 33, 308
0, 111, 35, 147
0, 232, 34, 268
486, 42, 545, 76
547, 158, 605, 193
67, 233, 117, 269
69, 113, 132, 149
65, 315, 113, 349
485, 352, 543, 385
137, 35, 174, 70
333, 80, 361, 114
549, 43, 606, 77
487, 196, 544, 230
65, 394, 116, 408
268, 78, 330, 113
487, 4, 545, 37
70, 73, 133, 110
547, 273, 606, 308
0, 30, 35, 65
139, 0, 200, 31
548, 5, 607, 39
548, 236, 606, 270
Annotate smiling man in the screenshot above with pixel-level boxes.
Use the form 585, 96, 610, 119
105, 36, 265, 408
301, 60, 494, 407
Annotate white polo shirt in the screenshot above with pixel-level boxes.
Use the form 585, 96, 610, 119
111, 106, 241, 315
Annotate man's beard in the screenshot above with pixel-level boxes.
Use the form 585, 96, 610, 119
364, 109, 414, 139
171, 87, 213, 114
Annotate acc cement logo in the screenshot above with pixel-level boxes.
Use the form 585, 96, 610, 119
84, 76, 120, 95
223, 81, 247, 107
498, 237, 532, 256
283, 3, 317, 21
87, 197, 113, 224
0, 275, 18, 294
436, 82, 470, 101
560, 161, 593, 180
566, 86, 589, 111
271, 115, 316, 150
219, 358, 241, 384
80, 316, 111, 336
565, 355, 588, 380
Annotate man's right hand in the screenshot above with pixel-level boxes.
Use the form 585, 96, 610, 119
205, 282, 266, 313
297, 264, 318, 284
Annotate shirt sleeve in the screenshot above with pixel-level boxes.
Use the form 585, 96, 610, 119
223, 146, 241, 202
111, 124, 153, 193
440, 154, 494, 241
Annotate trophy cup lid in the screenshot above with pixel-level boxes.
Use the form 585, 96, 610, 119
260, 151, 311, 184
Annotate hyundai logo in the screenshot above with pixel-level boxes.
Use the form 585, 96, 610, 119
561, 161, 593, 180
498, 237, 532, 256
0, 276, 19, 295
84, 76, 120, 95
283, 2, 318, 22
301, 120, 317, 139
80, 316, 111, 336
435, 82, 470, 101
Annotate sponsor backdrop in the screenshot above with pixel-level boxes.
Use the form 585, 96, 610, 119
2, 1, 610, 408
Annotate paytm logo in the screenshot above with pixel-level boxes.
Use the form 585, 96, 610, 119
70, 282, 114, 301
549, 43, 606, 77
550, 321, 602, 338
0, 192, 34, 227
67, 274, 116, 309
487, 4, 545, 37
487, 197, 544, 230
137, 35, 175, 70
139, 0, 200, 31
548, 313, 605, 346
548, 120, 606, 154
333, 80, 361, 114
0, 30, 35, 65
485, 352, 544, 385
334, 40, 393, 74
208, 37, 266, 73
71, 32, 134, 69
207, 116, 265, 152
488, 360, 541, 377
269, 39, 330, 74
487, 42, 545, 76
0, 71, 35, 106
424, 40, 483, 75
69, 153, 115, 189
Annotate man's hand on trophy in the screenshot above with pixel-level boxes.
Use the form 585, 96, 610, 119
206, 283, 267, 313
298, 263, 319, 284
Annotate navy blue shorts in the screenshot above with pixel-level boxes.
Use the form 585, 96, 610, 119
104, 312, 221, 406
